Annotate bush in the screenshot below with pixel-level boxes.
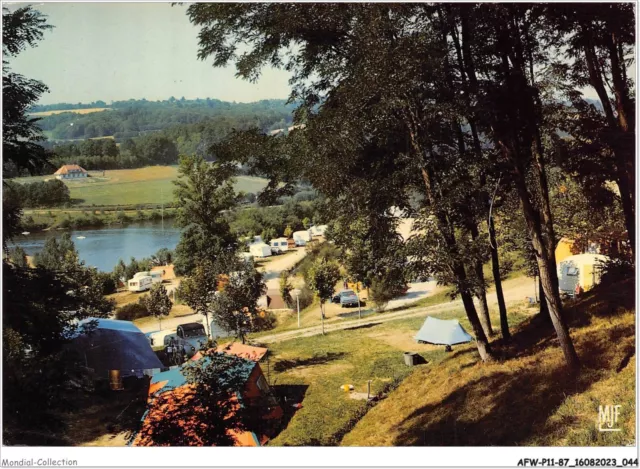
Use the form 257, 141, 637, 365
599, 255, 635, 286
296, 285, 315, 310
252, 310, 276, 332
115, 301, 149, 321
95, 272, 116, 295
369, 274, 404, 312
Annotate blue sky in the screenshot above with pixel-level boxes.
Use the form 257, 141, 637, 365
6, 2, 293, 104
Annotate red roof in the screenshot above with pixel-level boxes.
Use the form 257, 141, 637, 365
54, 164, 87, 175
215, 343, 268, 362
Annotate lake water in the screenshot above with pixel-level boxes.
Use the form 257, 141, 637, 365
10, 220, 181, 272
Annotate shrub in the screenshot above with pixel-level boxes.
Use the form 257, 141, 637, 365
95, 272, 117, 295
599, 255, 634, 286
369, 275, 403, 312
252, 310, 276, 332
296, 285, 315, 310
115, 300, 149, 321
58, 218, 72, 229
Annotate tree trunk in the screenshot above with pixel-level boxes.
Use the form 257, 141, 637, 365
507, 150, 579, 369
538, 276, 549, 319
459, 287, 493, 362
321, 303, 325, 335
456, 15, 510, 339
403, 108, 495, 362
489, 216, 510, 340
470, 223, 494, 337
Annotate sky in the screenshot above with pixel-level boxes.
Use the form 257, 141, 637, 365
5, 2, 294, 105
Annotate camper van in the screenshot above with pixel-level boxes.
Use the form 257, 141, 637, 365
128, 275, 153, 292
270, 237, 289, 254
293, 230, 312, 246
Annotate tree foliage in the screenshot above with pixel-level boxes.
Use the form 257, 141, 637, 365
135, 349, 260, 446
173, 154, 238, 275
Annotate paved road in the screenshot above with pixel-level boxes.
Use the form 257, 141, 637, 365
252, 275, 534, 344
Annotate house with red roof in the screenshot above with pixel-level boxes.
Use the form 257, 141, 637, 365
54, 164, 88, 180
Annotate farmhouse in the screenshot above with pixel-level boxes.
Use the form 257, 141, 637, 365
54, 164, 88, 180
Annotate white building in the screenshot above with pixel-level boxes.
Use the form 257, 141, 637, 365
54, 164, 88, 180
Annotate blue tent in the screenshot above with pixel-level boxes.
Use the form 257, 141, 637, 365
415, 317, 474, 345
69, 318, 163, 378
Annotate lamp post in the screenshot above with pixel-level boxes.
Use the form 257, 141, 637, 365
291, 288, 301, 328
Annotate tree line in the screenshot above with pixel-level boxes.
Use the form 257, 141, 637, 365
35, 97, 294, 140
3, 178, 70, 208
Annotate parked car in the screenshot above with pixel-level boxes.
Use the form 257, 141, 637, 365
332, 289, 363, 308
163, 322, 208, 358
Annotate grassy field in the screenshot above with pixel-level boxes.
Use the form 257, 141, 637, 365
13, 166, 270, 207
29, 107, 111, 117
259, 294, 534, 446
340, 280, 636, 446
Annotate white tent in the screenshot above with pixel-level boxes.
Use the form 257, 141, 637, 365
557, 253, 608, 295
415, 317, 473, 345
249, 243, 272, 258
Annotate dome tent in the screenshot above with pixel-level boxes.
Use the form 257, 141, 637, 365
415, 317, 474, 345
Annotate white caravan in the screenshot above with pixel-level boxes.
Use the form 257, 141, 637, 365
128, 275, 153, 292
249, 242, 272, 258
270, 237, 289, 254
293, 230, 312, 246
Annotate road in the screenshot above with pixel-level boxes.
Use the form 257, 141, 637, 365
252, 275, 535, 344
259, 247, 308, 290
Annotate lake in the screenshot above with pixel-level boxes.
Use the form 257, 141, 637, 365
10, 220, 181, 272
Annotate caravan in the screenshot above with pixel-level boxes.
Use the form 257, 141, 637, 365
249, 242, 272, 258
557, 253, 608, 296
269, 237, 289, 254
133, 271, 163, 285
293, 230, 312, 246
128, 275, 153, 292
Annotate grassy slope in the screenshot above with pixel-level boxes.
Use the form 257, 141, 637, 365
15, 166, 269, 207
341, 279, 635, 446
261, 292, 535, 446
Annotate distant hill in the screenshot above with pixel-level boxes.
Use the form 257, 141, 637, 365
34, 97, 295, 141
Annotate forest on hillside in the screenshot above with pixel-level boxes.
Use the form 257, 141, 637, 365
34, 97, 295, 140
7, 98, 297, 174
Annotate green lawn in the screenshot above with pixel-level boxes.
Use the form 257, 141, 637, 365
11, 166, 270, 207
257, 295, 535, 446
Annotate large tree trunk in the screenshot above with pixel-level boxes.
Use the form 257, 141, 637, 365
539, 275, 549, 319
459, 286, 493, 362
470, 223, 494, 337
489, 216, 510, 340
506, 148, 580, 370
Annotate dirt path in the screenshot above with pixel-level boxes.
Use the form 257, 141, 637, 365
254, 276, 534, 344
259, 247, 308, 290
